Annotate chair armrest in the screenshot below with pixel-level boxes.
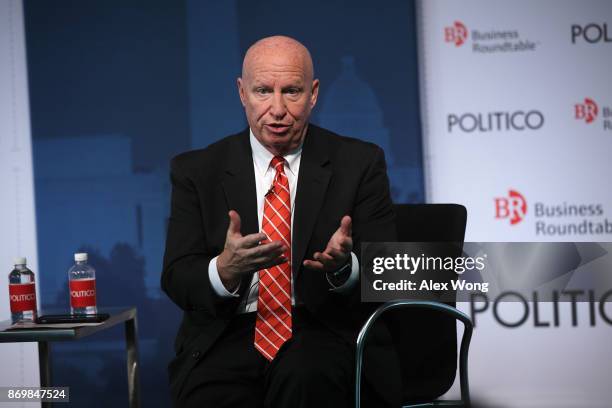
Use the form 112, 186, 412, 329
355, 301, 473, 408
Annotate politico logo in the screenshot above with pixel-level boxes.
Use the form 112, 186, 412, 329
10, 293, 36, 302
444, 21, 468, 47
448, 110, 544, 133
9, 282, 37, 313
471, 290, 612, 328
71, 289, 96, 298
575, 98, 598, 124
571, 23, 611, 44
494, 189, 527, 225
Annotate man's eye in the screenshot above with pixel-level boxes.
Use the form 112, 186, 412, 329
285, 88, 300, 95
256, 88, 270, 94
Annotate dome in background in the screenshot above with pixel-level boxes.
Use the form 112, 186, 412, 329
317, 56, 393, 165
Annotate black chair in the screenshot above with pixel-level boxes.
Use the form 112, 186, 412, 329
355, 204, 473, 408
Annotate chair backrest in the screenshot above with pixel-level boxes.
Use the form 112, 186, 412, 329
386, 203, 467, 403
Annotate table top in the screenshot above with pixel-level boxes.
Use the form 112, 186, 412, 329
0, 307, 136, 342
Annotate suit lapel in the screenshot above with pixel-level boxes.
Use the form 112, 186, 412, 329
293, 125, 331, 277
221, 129, 259, 237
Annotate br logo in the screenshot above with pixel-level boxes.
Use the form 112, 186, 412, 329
494, 189, 527, 225
574, 97, 598, 124
444, 21, 468, 47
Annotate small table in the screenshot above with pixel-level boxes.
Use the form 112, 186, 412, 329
0, 307, 140, 407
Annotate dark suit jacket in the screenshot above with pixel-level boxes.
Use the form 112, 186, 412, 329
161, 124, 399, 405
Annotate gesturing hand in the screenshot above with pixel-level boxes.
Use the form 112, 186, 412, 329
217, 210, 288, 290
303, 215, 352, 273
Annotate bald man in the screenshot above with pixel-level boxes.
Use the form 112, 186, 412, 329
162, 36, 400, 408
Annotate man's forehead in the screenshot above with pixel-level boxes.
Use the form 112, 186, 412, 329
247, 52, 306, 72
242, 36, 314, 80
249, 62, 305, 76
245, 61, 309, 84
246, 37, 308, 61
249, 71, 306, 86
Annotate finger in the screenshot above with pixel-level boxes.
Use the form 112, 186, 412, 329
257, 231, 272, 245
227, 210, 242, 235
253, 253, 288, 264
256, 254, 289, 266
325, 240, 351, 253
314, 251, 334, 263
324, 247, 346, 260
337, 237, 353, 252
339, 215, 352, 236
247, 242, 285, 258
303, 259, 325, 271
258, 256, 289, 270
313, 252, 339, 271
241, 232, 270, 248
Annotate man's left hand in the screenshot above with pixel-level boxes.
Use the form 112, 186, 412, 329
303, 215, 352, 272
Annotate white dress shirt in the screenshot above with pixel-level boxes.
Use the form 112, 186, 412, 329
208, 129, 359, 313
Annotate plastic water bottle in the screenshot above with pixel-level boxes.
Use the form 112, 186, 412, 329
68, 253, 98, 315
8, 257, 37, 323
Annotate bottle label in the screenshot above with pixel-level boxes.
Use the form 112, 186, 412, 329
9, 283, 37, 312
70, 278, 97, 308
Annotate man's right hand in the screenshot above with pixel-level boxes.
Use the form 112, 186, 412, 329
217, 210, 288, 291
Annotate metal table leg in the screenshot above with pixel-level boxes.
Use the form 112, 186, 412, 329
38, 341, 52, 408
125, 313, 141, 408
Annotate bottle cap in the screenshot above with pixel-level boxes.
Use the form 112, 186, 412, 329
14, 257, 27, 265
74, 253, 88, 262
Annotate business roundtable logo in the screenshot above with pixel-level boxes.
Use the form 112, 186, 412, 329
494, 189, 612, 236
574, 97, 612, 130
444, 20, 539, 53
494, 189, 527, 225
444, 21, 468, 47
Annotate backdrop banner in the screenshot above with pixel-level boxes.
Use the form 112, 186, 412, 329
0, 0, 41, 396
417, 0, 612, 406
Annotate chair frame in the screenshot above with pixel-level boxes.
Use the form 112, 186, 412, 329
355, 300, 473, 408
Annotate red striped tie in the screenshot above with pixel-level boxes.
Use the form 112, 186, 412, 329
254, 156, 292, 361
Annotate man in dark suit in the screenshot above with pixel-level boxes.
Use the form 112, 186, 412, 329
162, 35, 399, 408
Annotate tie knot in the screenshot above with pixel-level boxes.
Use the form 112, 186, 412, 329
270, 156, 286, 173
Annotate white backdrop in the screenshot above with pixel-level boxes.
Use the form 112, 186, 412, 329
417, 0, 612, 406
0, 0, 41, 403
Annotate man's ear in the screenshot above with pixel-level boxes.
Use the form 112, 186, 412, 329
310, 79, 320, 108
237, 77, 246, 107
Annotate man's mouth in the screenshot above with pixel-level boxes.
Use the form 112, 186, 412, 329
265, 123, 292, 134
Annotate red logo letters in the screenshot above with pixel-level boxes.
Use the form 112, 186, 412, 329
445, 21, 468, 47
495, 189, 528, 225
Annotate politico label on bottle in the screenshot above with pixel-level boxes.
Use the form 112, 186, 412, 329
69, 278, 97, 308
9, 282, 37, 312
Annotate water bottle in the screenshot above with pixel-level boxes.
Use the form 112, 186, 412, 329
8, 257, 37, 323
68, 253, 98, 315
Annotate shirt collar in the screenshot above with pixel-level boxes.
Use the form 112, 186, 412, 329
249, 128, 302, 177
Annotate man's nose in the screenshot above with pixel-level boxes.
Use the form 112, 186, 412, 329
269, 91, 287, 119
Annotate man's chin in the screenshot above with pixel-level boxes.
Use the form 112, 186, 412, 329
262, 131, 292, 145
262, 127, 292, 139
